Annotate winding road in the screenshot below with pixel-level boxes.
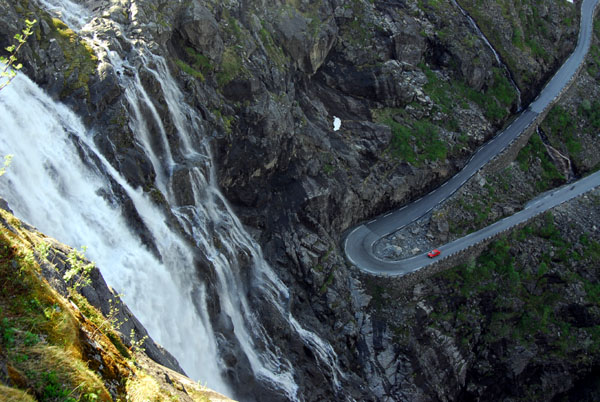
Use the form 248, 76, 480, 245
344, 0, 600, 276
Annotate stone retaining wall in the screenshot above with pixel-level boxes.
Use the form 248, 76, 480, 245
485, 41, 591, 176
389, 1, 599, 289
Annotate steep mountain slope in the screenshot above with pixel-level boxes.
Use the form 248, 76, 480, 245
362, 191, 600, 401
0, 205, 232, 401
458, 0, 579, 103
427, 17, 600, 251
0, 0, 593, 400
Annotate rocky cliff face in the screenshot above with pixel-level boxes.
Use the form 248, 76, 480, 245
458, 0, 579, 104
363, 191, 600, 401
0, 204, 232, 401
0, 0, 594, 400
375, 11, 600, 400
426, 17, 600, 249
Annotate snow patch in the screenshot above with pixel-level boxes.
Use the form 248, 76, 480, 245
333, 116, 341, 131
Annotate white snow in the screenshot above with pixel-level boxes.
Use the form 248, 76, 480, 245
333, 116, 341, 131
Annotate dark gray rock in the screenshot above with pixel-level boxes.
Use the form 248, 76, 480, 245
175, 2, 223, 64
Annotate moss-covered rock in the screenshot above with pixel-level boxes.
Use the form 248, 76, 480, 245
457, 0, 579, 102
0, 206, 232, 401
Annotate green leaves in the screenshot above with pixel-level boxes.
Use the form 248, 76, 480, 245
63, 246, 96, 291
0, 19, 37, 92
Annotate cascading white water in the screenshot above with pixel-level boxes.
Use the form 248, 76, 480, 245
0, 70, 232, 395
450, 0, 522, 110
0, 0, 347, 399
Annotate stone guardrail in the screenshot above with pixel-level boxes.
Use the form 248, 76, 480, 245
485, 51, 589, 176
364, 1, 600, 287
394, 198, 567, 290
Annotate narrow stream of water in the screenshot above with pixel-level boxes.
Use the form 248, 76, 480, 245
451, 0, 522, 111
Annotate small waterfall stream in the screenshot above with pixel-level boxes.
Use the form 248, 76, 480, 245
0, 0, 346, 399
451, 0, 522, 111
537, 127, 577, 182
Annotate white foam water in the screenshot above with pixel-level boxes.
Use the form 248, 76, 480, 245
0, 0, 348, 399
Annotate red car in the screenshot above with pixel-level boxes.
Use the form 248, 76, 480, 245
427, 249, 441, 258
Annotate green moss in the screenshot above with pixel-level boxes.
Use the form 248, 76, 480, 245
184, 47, 213, 71
458, 0, 576, 87
373, 108, 447, 166
212, 109, 234, 135
578, 99, 600, 133
258, 25, 288, 70
512, 26, 525, 49
339, 0, 374, 47
516, 131, 565, 191
46, 17, 98, 99
0, 214, 113, 400
542, 105, 581, 154
175, 47, 216, 81
175, 59, 205, 80
588, 21, 600, 77
420, 63, 516, 122
319, 270, 335, 294
226, 16, 243, 41
217, 47, 243, 86
0, 208, 219, 402
431, 215, 596, 355
69, 292, 130, 359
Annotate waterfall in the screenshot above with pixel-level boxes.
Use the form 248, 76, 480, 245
451, 0, 522, 111
0, 0, 346, 399
0, 70, 233, 395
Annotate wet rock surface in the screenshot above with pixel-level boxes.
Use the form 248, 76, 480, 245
1, 0, 599, 400
457, 0, 579, 104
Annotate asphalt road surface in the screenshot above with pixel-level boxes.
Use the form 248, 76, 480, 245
344, 0, 600, 276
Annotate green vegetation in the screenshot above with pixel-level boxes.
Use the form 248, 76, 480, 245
339, 0, 374, 47
541, 105, 581, 154
63, 246, 96, 291
48, 17, 98, 99
0, 208, 225, 401
258, 25, 288, 71
421, 63, 517, 121
313, 247, 338, 294
373, 108, 447, 165
459, 0, 576, 87
512, 27, 524, 49
588, 43, 600, 77
578, 99, 600, 133
587, 20, 600, 77
212, 109, 235, 135
0, 214, 113, 400
521, 3, 550, 62
445, 167, 518, 235
69, 292, 131, 359
323, 163, 335, 175
373, 70, 510, 164
282, 0, 328, 40
418, 0, 445, 13
319, 271, 335, 294
0, 18, 36, 91
175, 47, 214, 81
431, 213, 600, 358
175, 59, 205, 80
217, 47, 243, 87
516, 131, 565, 191
450, 186, 495, 235
225, 16, 243, 42
184, 47, 213, 72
